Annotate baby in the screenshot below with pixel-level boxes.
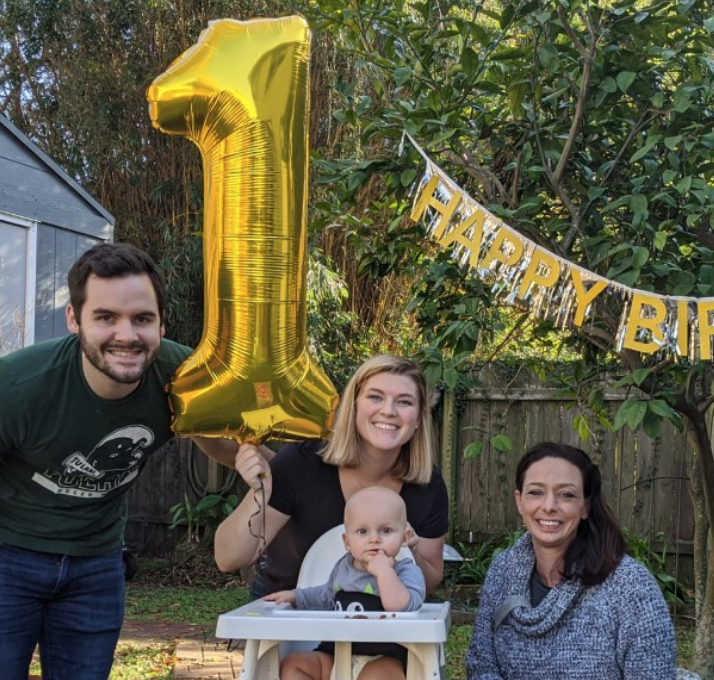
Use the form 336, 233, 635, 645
264, 485, 426, 680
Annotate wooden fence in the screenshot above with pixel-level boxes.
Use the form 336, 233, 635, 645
127, 383, 695, 583
443, 386, 694, 583
124, 437, 244, 556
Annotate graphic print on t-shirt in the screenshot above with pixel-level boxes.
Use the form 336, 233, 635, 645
334, 590, 382, 614
31, 425, 154, 498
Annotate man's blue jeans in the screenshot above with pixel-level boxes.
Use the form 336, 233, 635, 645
0, 543, 124, 680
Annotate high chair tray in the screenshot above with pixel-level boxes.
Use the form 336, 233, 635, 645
216, 600, 450, 643
272, 608, 420, 619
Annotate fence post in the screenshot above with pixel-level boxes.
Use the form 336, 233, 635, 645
440, 389, 458, 544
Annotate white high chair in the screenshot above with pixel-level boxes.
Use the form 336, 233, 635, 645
216, 524, 451, 680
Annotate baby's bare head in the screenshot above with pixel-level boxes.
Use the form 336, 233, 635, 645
344, 486, 407, 532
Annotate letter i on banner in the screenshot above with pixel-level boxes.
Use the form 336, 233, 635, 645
698, 300, 714, 361
147, 17, 338, 443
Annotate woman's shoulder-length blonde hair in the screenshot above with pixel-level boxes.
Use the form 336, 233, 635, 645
321, 355, 435, 484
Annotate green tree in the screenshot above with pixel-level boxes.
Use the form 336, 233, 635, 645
0, 0, 378, 371
306, 0, 714, 673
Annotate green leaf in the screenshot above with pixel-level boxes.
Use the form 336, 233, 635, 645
629, 194, 648, 215
648, 399, 673, 418
631, 247, 649, 268
614, 399, 648, 431
676, 176, 692, 194
443, 367, 459, 389
573, 413, 591, 441
631, 368, 651, 386
464, 441, 484, 459
196, 494, 223, 511
423, 363, 442, 388
669, 410, 685, 432
491, 46, 526, 61
670, 270, 696, 295
615, 269, 641, 287
431, 128, 457, 145
588, 388, 605, 411
664, 136, 682, 151
673, 87, 693, 113
653, 231, 667, 250
630, 135, 662, 163
401, 168, 417, 187
460, 48, 480, 77
651, 92, 665, 108
393, 67, 412, 85
642, 410, 663, 439
538, 43, 559, 71
616, 71, 636, 92
490, 434, 513, 452
599, 77, 617, 94
507, 81, 529, 116
500, 3, 515, 29
347, 171, 365, 192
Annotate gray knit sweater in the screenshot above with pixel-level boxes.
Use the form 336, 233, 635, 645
466, 534, 676, 679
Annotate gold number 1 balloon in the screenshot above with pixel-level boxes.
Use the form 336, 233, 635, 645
147, 16, 338, 443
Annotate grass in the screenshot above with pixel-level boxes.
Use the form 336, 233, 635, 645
125, 582, 250, 628
29, 555, 700, 678
446, 625, 472, 680
30, 640, 174, 680
676, 616, 697, 669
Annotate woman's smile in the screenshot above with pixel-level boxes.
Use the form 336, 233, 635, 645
355, 373, 420, 457
515, 457, 588, 555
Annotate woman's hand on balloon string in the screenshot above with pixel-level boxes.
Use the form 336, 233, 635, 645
235, 443, 272, 494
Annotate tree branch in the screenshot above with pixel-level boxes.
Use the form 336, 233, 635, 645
482, 313, 529, 364
551, 9, 596, 189
445, 146, 508, 203
557, 5, 588, 59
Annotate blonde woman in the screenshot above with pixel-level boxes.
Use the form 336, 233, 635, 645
214, 355, 448, 596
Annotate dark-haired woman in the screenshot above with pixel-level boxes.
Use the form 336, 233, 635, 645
466, 442, 676, 680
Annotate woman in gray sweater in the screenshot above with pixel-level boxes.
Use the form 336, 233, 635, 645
466, 442, 676, 679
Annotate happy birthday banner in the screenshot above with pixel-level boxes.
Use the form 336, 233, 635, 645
404, 133, 714, 362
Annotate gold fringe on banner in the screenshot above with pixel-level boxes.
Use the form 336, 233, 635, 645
404, 133, 712, 362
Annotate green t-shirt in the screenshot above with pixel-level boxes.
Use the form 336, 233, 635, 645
0, 334, 191, 556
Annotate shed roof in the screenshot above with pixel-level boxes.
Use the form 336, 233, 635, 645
0, 113, 114, 238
